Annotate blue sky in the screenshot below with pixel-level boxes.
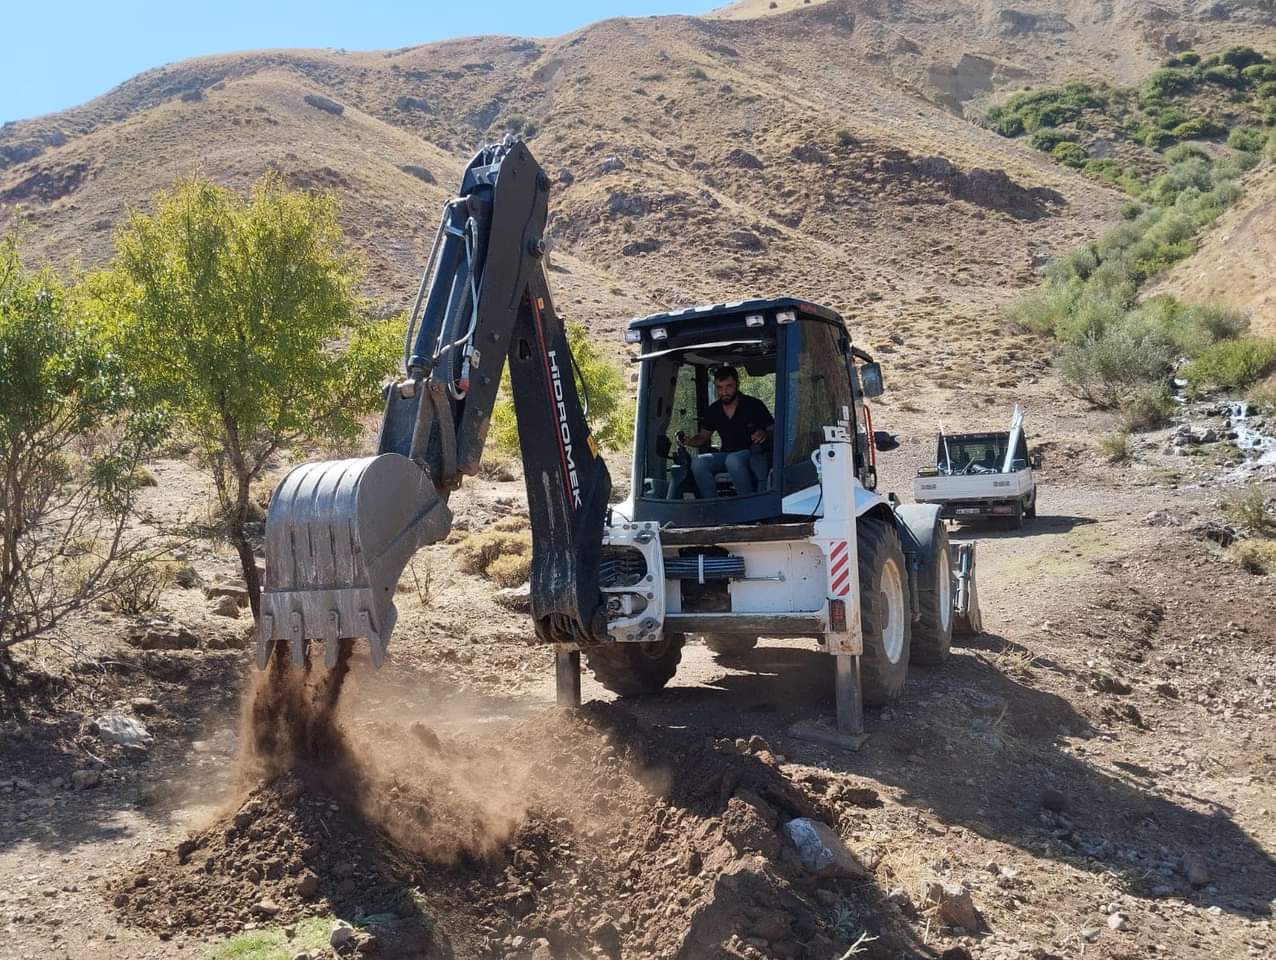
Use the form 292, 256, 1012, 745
2, 0, 722, 124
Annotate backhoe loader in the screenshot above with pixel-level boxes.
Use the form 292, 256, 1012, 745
257, 138, 980, 733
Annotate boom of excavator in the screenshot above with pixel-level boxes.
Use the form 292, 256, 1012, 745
257, 139, 610, 670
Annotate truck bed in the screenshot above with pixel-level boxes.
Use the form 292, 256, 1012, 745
912, 469, 1033, 504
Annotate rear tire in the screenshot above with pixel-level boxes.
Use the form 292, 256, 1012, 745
902, 510, 953, 665
703, 634, 758, 657
857, 518, 911, 705
1025, 491, 1037, 519
584, 637, 684, 696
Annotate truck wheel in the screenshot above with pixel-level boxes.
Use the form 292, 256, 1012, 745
895, 507, 952, 665
1025, 492, 1037, 519
703, 634, 758, 657
1011, 501, 1025, 529
857, 517, 911, 705
584, 637, 684, 696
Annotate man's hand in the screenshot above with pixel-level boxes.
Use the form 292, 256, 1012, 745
750, 429, 767, 445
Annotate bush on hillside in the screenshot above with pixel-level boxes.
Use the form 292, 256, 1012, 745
1144, 68, 1196, 99
1202, 64, 1244, 88
1185, 337, 1276, 392
1058, 317, 1177, 408
1228, 126, 1268, 151
1052, 141, 1089, 168
988, 83, 1103, 136
1242, 64, 1276, 83
1155, 105, 1190, 130
1164, 143, 1210, 164
1170, 117, 1228, 140
1120, 384, 1178, 432
1030, 128, 1079, 151
1222, 46, 1266, 71
1166, 52, 1201, 68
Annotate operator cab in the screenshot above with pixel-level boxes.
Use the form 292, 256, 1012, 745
626, 297, 883, 527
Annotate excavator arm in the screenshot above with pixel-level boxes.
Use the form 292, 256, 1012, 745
256, 139, 610, 669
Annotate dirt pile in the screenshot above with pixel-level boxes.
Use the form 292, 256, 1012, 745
110, 695, 897, 958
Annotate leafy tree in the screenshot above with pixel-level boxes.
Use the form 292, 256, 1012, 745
93, 174, 399, 616
488, 321, 634, 459
0, 235, 163, 653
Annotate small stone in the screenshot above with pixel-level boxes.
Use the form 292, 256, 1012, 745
212, 594, 241, 618
925, 882, 981, 932
783, 818, 867, 878
254, 900, 281, 918
71, 769, 102, 791
174, 566, 202, 588
1082, 927, 1102, 943
1108, 911, 1129, 931
746, 734, 770, 754
1183, 853, 1212, 888
113, 892, 129, 908
130, 697, 160, 715
296, 872, 320, 898
331, 920, 355, 947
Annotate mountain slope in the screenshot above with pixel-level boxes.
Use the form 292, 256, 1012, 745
2, 0, 1274, 358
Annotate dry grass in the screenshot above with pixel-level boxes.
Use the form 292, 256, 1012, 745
451, 526, 532, 586
1229, 539, 1276, 575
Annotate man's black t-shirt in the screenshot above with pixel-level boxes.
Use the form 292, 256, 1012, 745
702, 394, 774, 453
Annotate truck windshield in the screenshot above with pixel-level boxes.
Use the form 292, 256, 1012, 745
938, 435, 1009, 474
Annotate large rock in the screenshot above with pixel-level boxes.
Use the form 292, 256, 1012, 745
783, 818, 867, 879
211, 594, 241, 618
94, 713, 153, 748
205, 581, 249, 606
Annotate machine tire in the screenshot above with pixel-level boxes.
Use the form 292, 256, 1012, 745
857, 517, 912, 705
703, 634, 759, 657
584, 636, 684, 696
895, 505, 953, 665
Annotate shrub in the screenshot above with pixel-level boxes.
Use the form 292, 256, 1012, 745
988, 83, 1103, 135
1156, 106, 1190, 130
1243, 64, 1276, 83
1170, 117, 1227, 140
451, 529, 532, 584
1120, 384, 1177, 431
1144, 68, 1196, 99
1144, 158, 1214, 204
1228, 126, 1268, 151
1230, 540, 1276, 575
1247, 378, 1276, 414
1221, 486, 1275, 536
1164, 143, 1210, 164
1202, 65, 1243, 88
1257, 80, 1276, 99
1099, 431, 1132, 463
1222, 46, 1266, 71
1058, 316, 1177, 407
1119, 200, 1145, 220
1004, 280, 1081, 335
1185, 337, 1276, 392
1052, 141, 1089, 167
1030, 128, 1078, 151
1167, 52, 1201, 68
0, 235, 164, 650
489, 320, 634, 457
107, 557, 177, 615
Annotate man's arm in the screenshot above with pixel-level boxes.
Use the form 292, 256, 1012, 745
680, 428, 712, 448
749, 397, 775, 446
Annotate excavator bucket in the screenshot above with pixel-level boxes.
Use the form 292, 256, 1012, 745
256, 453, 452, 669
949, 540, 982, 635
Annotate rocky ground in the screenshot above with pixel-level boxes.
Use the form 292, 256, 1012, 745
1, 372, 1273, 960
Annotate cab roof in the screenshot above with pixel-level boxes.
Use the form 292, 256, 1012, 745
627, 296, 843, 331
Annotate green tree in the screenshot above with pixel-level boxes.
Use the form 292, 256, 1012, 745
93, 174, 399, 616
0, 235, 162, 653
488, 321, 634, 458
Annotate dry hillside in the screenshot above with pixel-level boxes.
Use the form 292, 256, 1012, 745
3, 0, 1275, 354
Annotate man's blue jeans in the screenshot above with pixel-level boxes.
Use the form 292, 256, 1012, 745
692, 450, 767, 498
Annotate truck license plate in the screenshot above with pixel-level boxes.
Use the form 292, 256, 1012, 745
957, 508, 981, 515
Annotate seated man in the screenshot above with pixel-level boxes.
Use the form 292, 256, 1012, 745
678, 365, 774, 498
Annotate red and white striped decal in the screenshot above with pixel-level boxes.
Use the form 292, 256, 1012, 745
828, 540, 851, 596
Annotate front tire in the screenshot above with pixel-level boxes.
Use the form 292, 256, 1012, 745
584, 637, 684, 696
857, 518, 911, 705
903, 510, 953, 665
703, 634, 758, 657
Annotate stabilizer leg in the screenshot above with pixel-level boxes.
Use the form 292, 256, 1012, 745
555, 649, 581, 708
834, 653, 864, 735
